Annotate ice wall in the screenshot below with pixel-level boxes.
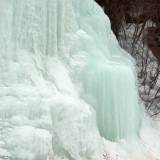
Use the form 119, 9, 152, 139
69, 0, 142, 141
0, 0, 102, 159
0, 0, 153, 160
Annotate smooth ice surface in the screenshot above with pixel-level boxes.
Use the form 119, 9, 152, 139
0, 0, 160, 160
69, 0, 142, 141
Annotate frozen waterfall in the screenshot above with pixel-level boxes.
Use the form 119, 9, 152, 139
0, 0, 160, 160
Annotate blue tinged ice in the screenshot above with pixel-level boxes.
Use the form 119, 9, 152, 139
0, 0, 160, 160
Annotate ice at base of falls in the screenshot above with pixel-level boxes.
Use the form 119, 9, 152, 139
0, 0, 160, 160
0, 54, 102, 160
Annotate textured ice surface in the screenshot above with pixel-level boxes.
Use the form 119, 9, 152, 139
0, 0, 160, 160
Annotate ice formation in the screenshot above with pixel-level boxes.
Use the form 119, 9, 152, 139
0, 0, 160, 160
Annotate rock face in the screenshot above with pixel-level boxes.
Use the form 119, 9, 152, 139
144, 27, 160, 61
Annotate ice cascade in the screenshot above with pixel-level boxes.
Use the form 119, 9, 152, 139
0, 0, 159, 160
